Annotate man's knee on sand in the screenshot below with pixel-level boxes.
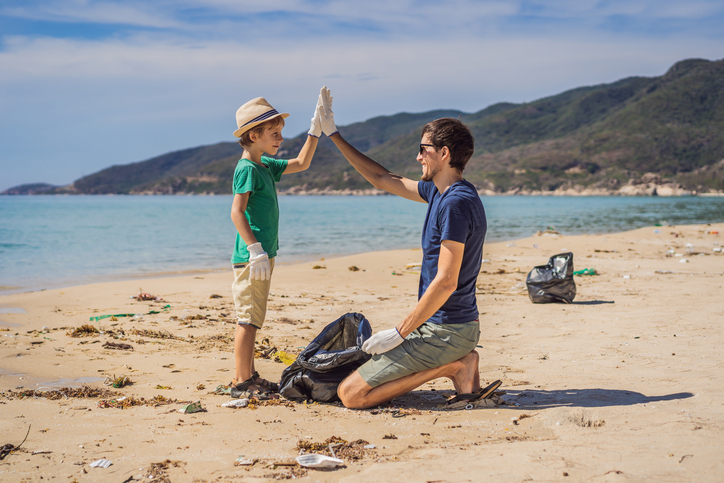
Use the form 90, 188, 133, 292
337, 372, 373, 409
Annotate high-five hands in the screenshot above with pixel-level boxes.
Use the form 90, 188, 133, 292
319, 86, 338, 137
361, 327, 404, 355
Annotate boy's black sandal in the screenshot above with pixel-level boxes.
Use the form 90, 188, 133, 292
251, 371, 279, 393
230, 376, 275, 400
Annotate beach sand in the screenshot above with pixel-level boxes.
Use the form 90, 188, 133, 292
1, 223, 722, 482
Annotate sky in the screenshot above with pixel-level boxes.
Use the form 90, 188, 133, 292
1, 0, 723, 191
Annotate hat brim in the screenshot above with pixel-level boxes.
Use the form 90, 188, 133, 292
233, 112, 289, 138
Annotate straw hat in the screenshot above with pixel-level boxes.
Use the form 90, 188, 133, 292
233, 97, 289, 138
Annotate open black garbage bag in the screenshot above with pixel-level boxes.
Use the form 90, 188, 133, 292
279, 312, 372, 402
526, 252, 576, 304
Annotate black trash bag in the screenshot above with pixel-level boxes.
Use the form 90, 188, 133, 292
526, 252, 576, 304
279, 312, 372, 402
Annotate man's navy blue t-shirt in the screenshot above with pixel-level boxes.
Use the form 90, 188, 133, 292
418, 179, 487, 325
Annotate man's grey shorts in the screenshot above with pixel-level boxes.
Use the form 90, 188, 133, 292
357, 320, 480, 388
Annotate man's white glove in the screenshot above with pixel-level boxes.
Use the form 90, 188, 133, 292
308, 98, 323, 138
319, 86, 338, 137
247, 242, 271, 281
362, 328, 404, 355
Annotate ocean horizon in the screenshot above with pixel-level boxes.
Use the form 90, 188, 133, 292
1, 194, 723, 295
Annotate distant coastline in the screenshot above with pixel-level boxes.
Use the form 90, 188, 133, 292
4, 182, 723, 197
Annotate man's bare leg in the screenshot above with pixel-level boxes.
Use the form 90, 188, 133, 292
338, 350, 480, 409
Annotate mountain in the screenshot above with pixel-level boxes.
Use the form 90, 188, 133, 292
4, 58, 723, 196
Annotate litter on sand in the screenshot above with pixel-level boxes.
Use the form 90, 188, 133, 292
221, 398, 249, 408
573, 268, 597, 276
89, 459, 113, 468
295, 454, 345, 469
234, 456, 256, 466
178, 401, 205, 413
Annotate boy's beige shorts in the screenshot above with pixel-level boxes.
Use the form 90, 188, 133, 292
231, 258, 275, 329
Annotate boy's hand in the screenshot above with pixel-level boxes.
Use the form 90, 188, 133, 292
247, 242, 271, 281
308, 104, 322, 138
319, 86, 338, 136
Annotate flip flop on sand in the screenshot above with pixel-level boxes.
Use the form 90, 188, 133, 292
446, 379, 502, 405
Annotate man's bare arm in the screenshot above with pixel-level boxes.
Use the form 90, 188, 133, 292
395, 239, 465, 337
328, 133, 423, 203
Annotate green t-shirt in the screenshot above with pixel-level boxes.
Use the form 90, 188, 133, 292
231, 156, 288, 264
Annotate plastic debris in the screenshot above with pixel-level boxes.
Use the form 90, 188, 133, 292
235, 456, 255, 466
221, 399, 249, 408
295, 454, 344, 469
680, 259, 690, 263
178, 401, 205, 413
573, 268, 597, 276
363, 444, 376, 449
90, 459, 113, 468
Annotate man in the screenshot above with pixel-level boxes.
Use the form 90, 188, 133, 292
318, 87, 500, 409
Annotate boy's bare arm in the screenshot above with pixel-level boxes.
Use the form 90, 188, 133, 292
231, 193, 257, 245
329, 133, 423, 202
283, 135, 319, 174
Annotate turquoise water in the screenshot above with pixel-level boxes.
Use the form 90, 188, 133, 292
1, 195, 723, 293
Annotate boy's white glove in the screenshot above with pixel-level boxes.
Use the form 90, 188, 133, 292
362, 328, 404, 355
308, 100, 323, 138
319, 86, 338, 137
247, 242, 271, 281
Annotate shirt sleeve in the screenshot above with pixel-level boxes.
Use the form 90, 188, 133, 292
233, 165, 255, 195
438, 196, 473, 244
417, 180, 436, 203
263, 156, 289, 182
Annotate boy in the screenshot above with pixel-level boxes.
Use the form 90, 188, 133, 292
229, 94, 322, 399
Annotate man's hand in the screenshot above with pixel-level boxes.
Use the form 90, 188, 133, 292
319, 86, 338, 136
247, 242, 271, 281
362, 328, 404, 355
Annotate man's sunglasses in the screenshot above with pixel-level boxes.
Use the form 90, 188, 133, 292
419, 143, 435, 155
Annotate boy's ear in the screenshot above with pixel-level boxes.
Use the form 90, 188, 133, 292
249, 131, 258, 143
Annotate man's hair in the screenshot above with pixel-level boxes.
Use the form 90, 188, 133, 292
421, 118, 474, 172
238, 116, 285, 149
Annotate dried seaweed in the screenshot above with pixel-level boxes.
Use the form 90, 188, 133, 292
97, 394, 186, 409
296, 436, 372, 461
246, 398, 296, 411
67, 325, 99, 338
102, 341, 133, 350
130, 328, 180, 340
144, 459, 185, 483
5, 386, 116, 400
103, 374, 132, 388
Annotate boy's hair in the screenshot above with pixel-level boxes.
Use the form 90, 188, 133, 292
421, 118, 474, 173
238, 116, 285, 149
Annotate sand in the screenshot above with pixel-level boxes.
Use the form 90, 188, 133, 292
1, 222, 723, 482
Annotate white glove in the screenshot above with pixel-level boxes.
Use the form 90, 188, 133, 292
308, 98, 323, 138
319, 86, 338, 136
247, 242, 271, 281
362, 328, 404, 355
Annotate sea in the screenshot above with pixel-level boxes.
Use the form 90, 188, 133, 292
1, 195, 723, 295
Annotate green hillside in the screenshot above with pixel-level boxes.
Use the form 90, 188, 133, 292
5, 57, 722, 195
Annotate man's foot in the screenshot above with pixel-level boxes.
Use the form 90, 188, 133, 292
448, 350, 480, 394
